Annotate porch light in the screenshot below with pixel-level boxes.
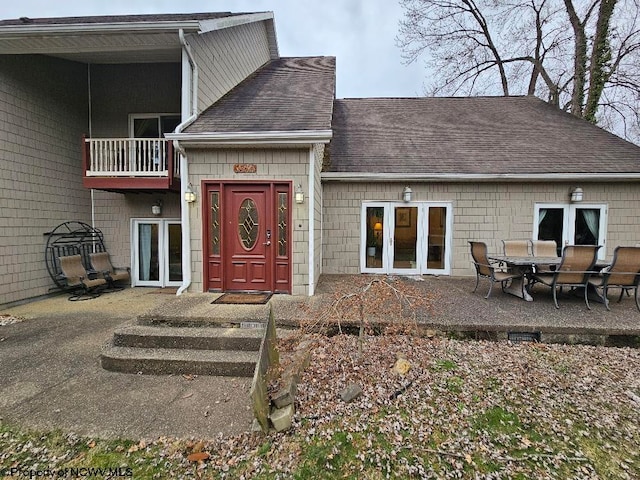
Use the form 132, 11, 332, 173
152, 200, 162, 216
295, 184, 305, 204
185, 183, 197, 203
402, 186, 413, 203
570, 186, 583, 203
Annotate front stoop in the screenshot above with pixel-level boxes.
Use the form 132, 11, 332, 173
101, 323, 267, 377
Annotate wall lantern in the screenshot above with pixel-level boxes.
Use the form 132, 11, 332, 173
185, 183, 197, 204
151, 200, 162, 216
295, 184, 305, 204
570, 186, 583, 203
402, 186, 413, 203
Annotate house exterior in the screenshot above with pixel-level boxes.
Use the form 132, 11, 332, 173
323, 97, 640, 277
1, 12, 640, 307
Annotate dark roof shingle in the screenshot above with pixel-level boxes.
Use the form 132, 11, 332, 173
327, 96, 640, 175
185, 56, 336, 134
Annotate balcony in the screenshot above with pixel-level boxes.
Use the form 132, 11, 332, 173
82, 137, 181, 192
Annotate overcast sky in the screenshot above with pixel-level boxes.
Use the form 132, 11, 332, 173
0, 0, 427, 99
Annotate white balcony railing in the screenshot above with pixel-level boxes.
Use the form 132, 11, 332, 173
84, 138, 180, 178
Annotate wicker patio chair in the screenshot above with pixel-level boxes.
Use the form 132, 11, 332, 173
58, 254, 107, 300
530, 245, 600, 309
89, 252, 130, 290
469, 241, 523, 299
502, 240, 531, 257
586, 246, 640, 311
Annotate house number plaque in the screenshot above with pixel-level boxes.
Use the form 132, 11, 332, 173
233, 164, 257, 174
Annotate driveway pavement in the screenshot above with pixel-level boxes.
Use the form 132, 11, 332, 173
0, 289, 253, 440
1, 275, 638, 441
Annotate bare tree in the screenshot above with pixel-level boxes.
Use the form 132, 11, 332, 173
397, 0, 640, 142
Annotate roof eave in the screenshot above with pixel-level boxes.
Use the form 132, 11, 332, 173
0, 12, 275, 38
0, 21, 204, 37
166, 129, 333, 146
320, 172, 640, 182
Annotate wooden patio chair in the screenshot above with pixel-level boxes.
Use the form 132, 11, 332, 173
529, 245, 600, 309
502, 240, 530, 256
469, 241, 523, 299
586, 246, 640, 311
58, 254, 107, 300
89, 252, 130, 290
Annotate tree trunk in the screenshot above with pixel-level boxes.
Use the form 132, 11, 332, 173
563, 0, 588, 117
584, 0, 618, 123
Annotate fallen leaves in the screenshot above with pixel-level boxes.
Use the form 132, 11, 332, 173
1, 333, 638, 479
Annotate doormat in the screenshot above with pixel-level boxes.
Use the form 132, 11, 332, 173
147, 288, 179, 294
212, 293, 273, 305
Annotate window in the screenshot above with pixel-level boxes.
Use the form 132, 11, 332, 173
129, 114, 181, 138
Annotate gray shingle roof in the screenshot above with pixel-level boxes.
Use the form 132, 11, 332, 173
185, 56, 336, 134
327, 96, 640, 175
0, 13, 242, 26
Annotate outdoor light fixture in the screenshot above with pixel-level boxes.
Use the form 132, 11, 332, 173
295, 184, 305, 204
570, 186, 583, 203
402, 186, 413, 203
185, 183, 197, 203
151, 200, 162, 216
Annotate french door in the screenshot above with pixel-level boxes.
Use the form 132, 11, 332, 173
533, 203, 607, 259
361, 202, 452, 275
131, 219, 182, 287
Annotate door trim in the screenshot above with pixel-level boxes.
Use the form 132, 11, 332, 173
131, 218, 182, 287
360, 202, 453, 275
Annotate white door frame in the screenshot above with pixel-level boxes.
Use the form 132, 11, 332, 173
131, 218, 182, 287
533, 203, 608, 259
361, 202, 453, 275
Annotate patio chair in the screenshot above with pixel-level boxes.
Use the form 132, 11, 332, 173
58, 254, 107, 300
586, 246, 640, 311
529, 245, 600, 309
531, 240, 558, 257
502, 240, 530, 257
89, 252, 130, 290
469, 241, 523, 299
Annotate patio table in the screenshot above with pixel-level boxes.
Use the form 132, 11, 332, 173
487, 255, 610, 302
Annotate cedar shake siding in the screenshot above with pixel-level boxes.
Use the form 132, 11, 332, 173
0, 55, 89, 304
322, 182, 640, 277
190, 20, 275, 113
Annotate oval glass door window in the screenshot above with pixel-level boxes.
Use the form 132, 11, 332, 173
238, 198, 259, 249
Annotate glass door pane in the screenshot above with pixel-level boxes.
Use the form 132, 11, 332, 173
573, 208, 600, 245
537, 208, 564, 255
138, 222, 160, 283
427, 207, 446, 269
365, 206, 384, 269
393, 206, 418, 270
167, 223, 183, 283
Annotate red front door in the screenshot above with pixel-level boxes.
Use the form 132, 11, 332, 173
204, 182, 291, 293
224, 185, 271, 291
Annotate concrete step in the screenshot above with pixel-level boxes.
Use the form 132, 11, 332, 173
112, 324, 264, 351
100, 345, 258, 377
